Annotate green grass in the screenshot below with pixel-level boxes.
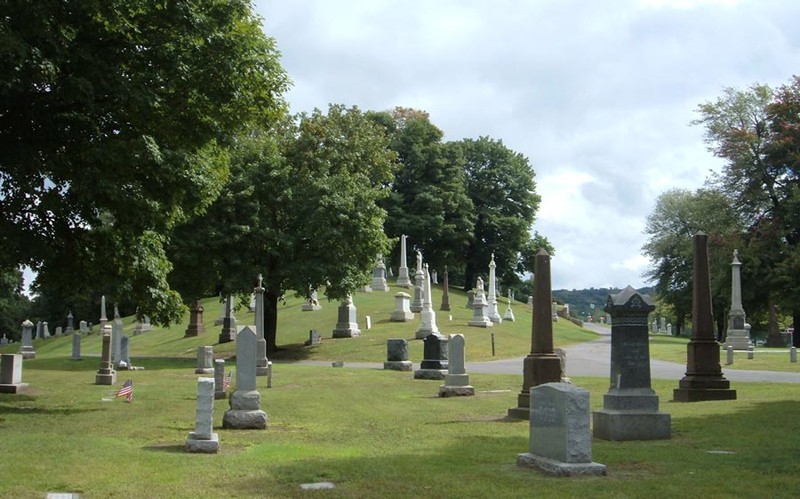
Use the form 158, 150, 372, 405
1, 357, 799, 498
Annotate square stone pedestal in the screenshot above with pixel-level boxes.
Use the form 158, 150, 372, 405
185, 432, 219, 453
384, 361, 412, 371
414, 369, 447, 380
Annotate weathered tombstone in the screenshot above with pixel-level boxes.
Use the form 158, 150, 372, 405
195, 346, 214, 374
223, 326, 268, 429
388, 266, 394, 277
0, 354, 29, 393
79, 320, 88, 333
439, 267, 451, 311
65, 311, 74, 332
410, 251, 425, 313
439, 334, 474, 397
726, 345, 734, 365
527, 295, 533, 312
390, 292, 414, 322
724, 251, 749, 348
370, 254, 390, 291
42, 322, 50, 338
517, 383, 606, 476
185, 377, 219, 453
384, 338, 412, 371
468, 277, 493, 328
248, 293, 256, 311
55, 326, 62, 337
36, 321, 43, 339
673, 232, 736, 402
214, 359, 227, 400
134, 314, 153, 335
365, 315, 372, 330
117, 335, 136, 370
791, 346, 797, 363
254, 275, 272, 378
415, 265, 440, 339
214, 295, 226, 326
304, 330, 321, 346
414, 333, 448, 380
592, 286, 670, 441
0, 334, 7, 345
111, 307, 123, 367
509, 249, 562, 420
552, 301, 559, 322
19, 320, 35, 359
88, 322, 93, 334
431, 270, 438, 284
504, 289, 516, 322
99, 295, 108, 331
487, 254, 502, 323
184, 300, 205, 337
218, 294, 237, 343
332, 295, 361, 338
746, 345, 754, 360
396, 234, 412, 288
71, 332, 82, 361
95, 333, 116, 385
466, 290, 475, 309
301, 289, 322, 311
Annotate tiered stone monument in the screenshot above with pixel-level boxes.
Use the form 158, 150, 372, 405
415, 265, 440, 339
223, 327, 268, 429
19, 320, 35, 359
673, 232, 737, 402
184, 300, 205, 337
414, 333, 448, 380
116, 335, 143, 370
332, 295, 361, 338
396, 234, 412, 288
71, 332, 82, 361
410, 251, 425, 313
253, 275, 272, 378
218, 293, 237, 343
66, 311, 74, 332
487, 254, 502, 324
508, 249, 562, 419
503, 290, 516, 322
439, 267, 451, 311
468, 277, 493, 328
301, 290, 322, 311
111, 307, 124, 368
134, 315, 153, 334
517, 383, 606, 476
724, 250, 750, 349
370, 254, 390, 292
592, 286, 670, 440
0, 354, 29, 393
195, 346, 214, 374
390, 292, 414, 322
384, 338, 413, 371
95, 333, 116, 385
185, 377, 219, 453
99, 295, 108, 331
439, 334, 474, 397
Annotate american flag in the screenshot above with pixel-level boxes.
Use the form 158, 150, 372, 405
223, 370, 232, 392
115, 379, 133, 402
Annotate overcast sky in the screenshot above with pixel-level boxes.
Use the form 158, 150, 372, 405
254, 0, 800, 290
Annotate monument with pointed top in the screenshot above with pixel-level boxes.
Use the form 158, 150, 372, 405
415, 265, 440, 339
673, 232, 736, 402
468, 277, 493, 328
724, 250, 749, 349
396, 234, 412, 288
254, 274, 272, 377
332, 295, 361, 338
20, 320, 35, 359
410, 250, 425, 313
487, 254, 502, 323
223, 326, 268, 429
370, 254, 390, 292
99, 295, 108, 331
218, 293, 237, 343
439, 266, 451, 311
504, 289, 516, 322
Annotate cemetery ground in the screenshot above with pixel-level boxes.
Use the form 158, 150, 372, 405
2, 286, 799, 497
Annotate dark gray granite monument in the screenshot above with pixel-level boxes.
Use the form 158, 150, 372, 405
593, 286, 670, 440
414, 333, 448, 380
184, 300, 205, 337
384, 338, 412, 371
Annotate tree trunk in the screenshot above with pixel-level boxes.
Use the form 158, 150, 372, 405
793, 308, 800, 348
264, 290, 279, 357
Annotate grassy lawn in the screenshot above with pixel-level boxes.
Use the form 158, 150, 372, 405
1, 356, 799, 498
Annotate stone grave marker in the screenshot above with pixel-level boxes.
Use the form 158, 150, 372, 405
384, 338, 412, 371
185, 300, 205, 337
0, 354, 29, 393
20, 320, 35, 359
410, 251, 425, 312
301, 290, 322, 311
185, 377, 219, 453
468, 277, 493, 328
223, 326, 268, 429
396, 234, 412, 288
415, 265, 440, 339
55, 326, 62, 337
71, 333, 82, 361
304, 330, 321, 346
332, 295, 361, 338
414, 333, 448, 380
723, 251, 750, 349
390, 292, 414, 322
66, 311, 74, 332
517, 382, 606, 476
370, 254, 390, 291
195, 346, 214, 374
487, 254, 502, 324
218, 294, 237, 343
214, 359, 227, 400
95, 333, 116, 385
79, 320, 88, 333
439, 267, 451, 311
439, 334, 474, 397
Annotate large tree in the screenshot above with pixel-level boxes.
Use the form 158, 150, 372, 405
371, 108, 474, 275
458, 136, 542, 290
0, 0, 289, 324
169, 105, 397, 353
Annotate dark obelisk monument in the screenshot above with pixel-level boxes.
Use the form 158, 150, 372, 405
439, 266, 451, 312
508, 249, 562, 419
673, 232, 737, 402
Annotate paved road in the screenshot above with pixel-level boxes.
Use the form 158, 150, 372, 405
468, 322, 800, 383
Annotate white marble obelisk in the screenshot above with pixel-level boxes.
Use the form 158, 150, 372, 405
487, 253, 502, 323
396, 234, 412, 288
415, 265, 440, 339
724, 250, 750, 350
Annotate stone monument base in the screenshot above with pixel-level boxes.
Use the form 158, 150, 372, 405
507, 406, 531, 420
256, 361, 272, 377
20, 350, 35, 360
415, 329, 438, 339
332, 328, 361, 338
413, 369, 447, 380
95, 371, 116, 385
592, 410, 671, 440
724, 329, 750, 350
390, 311, 414, 322
439, 385, 474, 397
185, 432, 219, 453
467, 318, 493, 328
383, 361, 412, 371
301, 304, 322, 311
673, 387, 737, 402
0, 383, 29, 394
222, 410, 268, 429
517, 453, 607, 477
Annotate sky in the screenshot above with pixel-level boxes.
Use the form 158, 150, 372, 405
253, 0, 800, 290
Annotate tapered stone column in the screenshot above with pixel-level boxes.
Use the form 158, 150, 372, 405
509, 249, 561, 419
254, 274, 271, 377
487, 254, 502, 323
439, 267, 451, 311
396, 234, 412, 288
673, 232, 736, 402
723, 250, 749, 349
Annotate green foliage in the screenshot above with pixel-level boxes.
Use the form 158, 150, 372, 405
0, 0, 289, 324
0, 267, 30, 340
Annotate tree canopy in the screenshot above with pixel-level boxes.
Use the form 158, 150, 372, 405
1, 0, 289, 324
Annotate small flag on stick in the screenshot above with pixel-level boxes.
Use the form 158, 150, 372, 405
116, 379, 133, 402
223, 370, 232, 392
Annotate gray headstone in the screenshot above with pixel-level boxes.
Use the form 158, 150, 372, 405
235, 327, 257, 391
55, 326, 62, 337
214, 359, 227, 399
20, 320, 35, 359
118, 335, 131, 368
439, 334, 473, 396
195, 346, 214, 374
186, 377, 219, 453
42, 322, 50, 338
386, 338, 409, 361
420, 334, 448, 370
71, 333, 81, 360
80, 320, 88, 333
0, 353, 23, 384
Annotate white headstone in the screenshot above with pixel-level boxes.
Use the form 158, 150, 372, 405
185, 377, 219, 453
487, 254, 502, 323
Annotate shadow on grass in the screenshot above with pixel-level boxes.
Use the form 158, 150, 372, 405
0, 403, 101, 417
269, 344, 314, 362
142, 443, 186, 453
